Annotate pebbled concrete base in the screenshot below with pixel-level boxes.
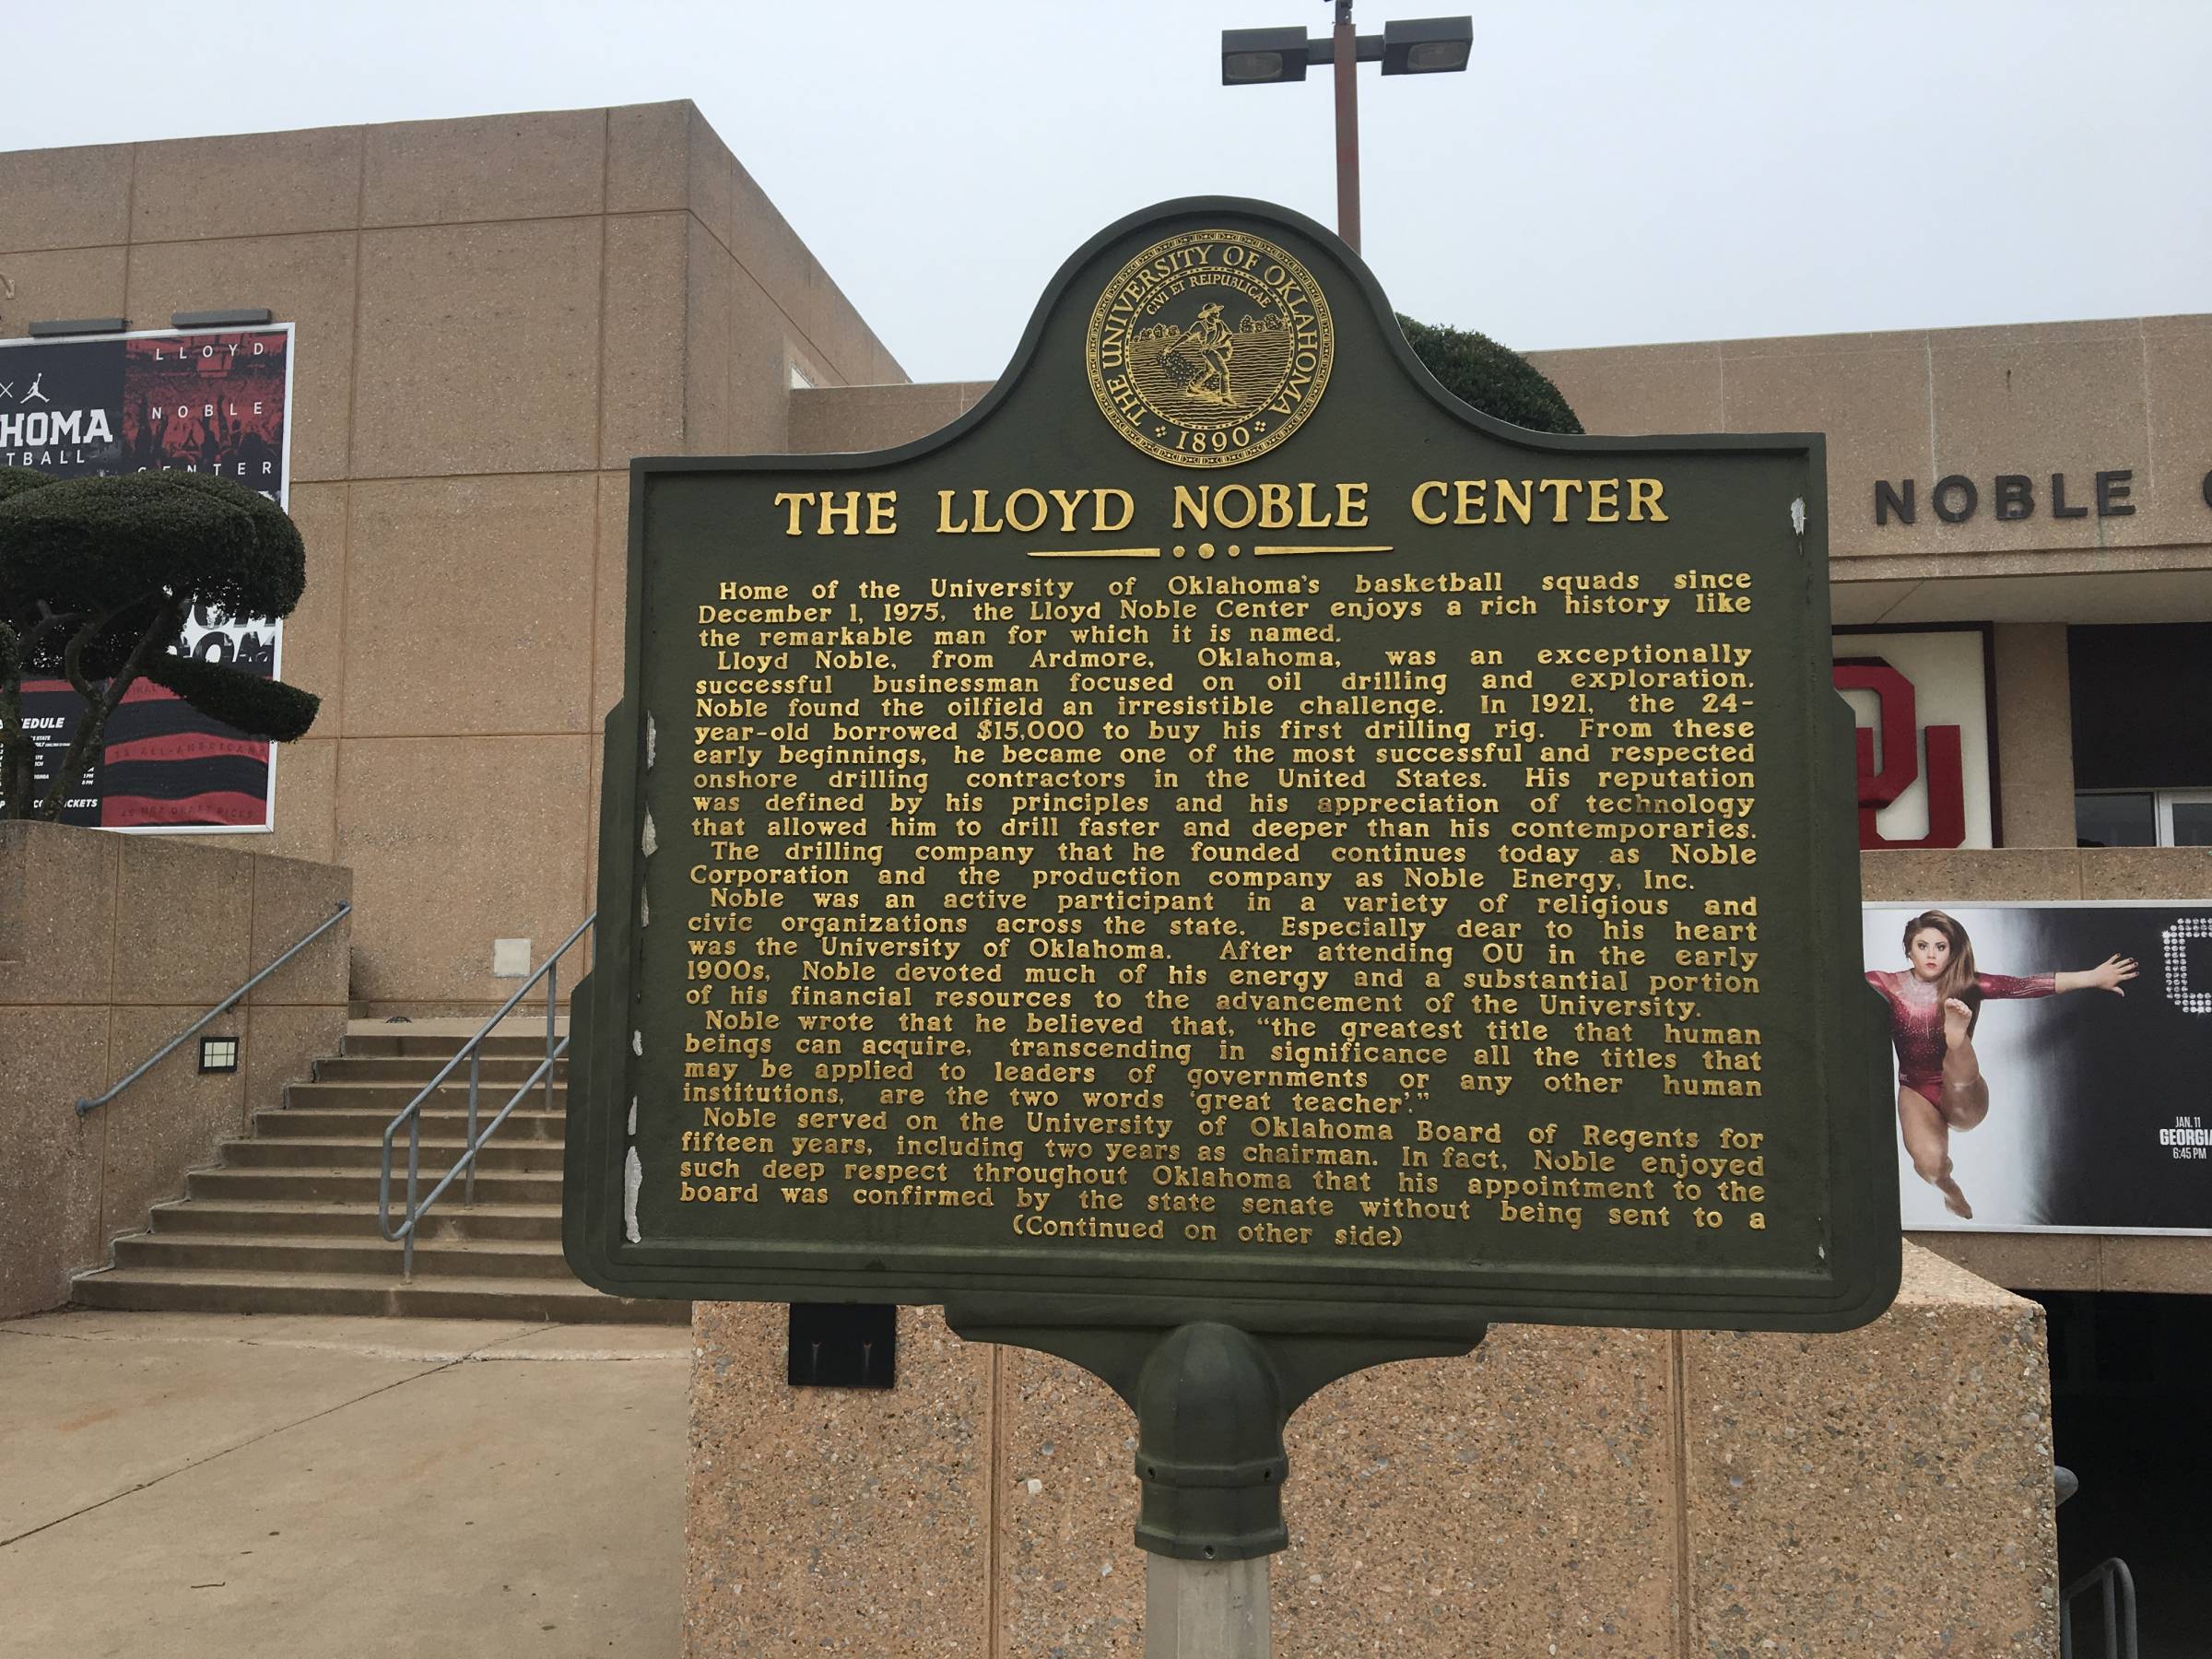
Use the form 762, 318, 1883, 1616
683, 1245, 2058, 1657
0, 1308, 688, 1658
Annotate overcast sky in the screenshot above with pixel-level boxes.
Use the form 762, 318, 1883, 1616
4, 0, 2206, 382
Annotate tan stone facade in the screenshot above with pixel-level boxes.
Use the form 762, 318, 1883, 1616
0, 821, 349, 1318
1, 104, 902, 1014
1532, 322, 2212, 612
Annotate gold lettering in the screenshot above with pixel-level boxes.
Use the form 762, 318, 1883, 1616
1536, 478, 1584, 522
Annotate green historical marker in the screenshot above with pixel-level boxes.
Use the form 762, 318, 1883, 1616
565, 195, 1898, 1578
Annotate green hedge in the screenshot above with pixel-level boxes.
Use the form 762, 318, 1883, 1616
1398, 315, 1582, 436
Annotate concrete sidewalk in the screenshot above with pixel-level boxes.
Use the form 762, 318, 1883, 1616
0, 1308, 687, 1657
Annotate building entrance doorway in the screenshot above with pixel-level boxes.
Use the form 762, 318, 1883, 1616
2036, 1290, 2212, 1656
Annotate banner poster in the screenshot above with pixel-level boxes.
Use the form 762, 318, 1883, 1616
2, 324, 295, 830
1833, 627, 1994, 851
1866, 902, 2212, 1233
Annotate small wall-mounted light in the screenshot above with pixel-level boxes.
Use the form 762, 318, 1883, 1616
27, 317, 129, 337
198, 1036, 240, 1074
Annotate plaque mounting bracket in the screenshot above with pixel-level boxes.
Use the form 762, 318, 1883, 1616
945, 1304, 1486, 1559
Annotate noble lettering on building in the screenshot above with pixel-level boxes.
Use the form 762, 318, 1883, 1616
565, 200, 1899, 1337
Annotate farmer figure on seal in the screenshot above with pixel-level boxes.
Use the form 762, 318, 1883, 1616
1177, 302, 1235, 404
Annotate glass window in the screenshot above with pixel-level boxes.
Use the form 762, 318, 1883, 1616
2075, 790, 2212, 847
2077, 793, 2156, 848
2164, 794, 2212, 847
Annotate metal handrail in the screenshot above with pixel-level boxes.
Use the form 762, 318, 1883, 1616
377, 913, 593, 1277
2060, 1558, 2138, 1659
76, 901, 353, 1117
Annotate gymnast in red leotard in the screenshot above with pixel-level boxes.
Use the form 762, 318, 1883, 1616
1867, 910, 2135, 1219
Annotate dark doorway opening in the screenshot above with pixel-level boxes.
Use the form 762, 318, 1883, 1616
2034, 1290, 2212, 1657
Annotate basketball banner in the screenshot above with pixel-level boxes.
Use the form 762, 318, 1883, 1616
3, 324, 294, 830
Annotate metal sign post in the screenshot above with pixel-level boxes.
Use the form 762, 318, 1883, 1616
941, 1310, 1486, 1656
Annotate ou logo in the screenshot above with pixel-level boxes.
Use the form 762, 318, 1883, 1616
1832, 658, 1966, 850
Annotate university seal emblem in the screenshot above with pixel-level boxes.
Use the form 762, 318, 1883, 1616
1085, 229, 1334, 469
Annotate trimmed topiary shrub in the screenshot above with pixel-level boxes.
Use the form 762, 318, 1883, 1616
1398, 314, 1583, 436
0, 470, 319, 819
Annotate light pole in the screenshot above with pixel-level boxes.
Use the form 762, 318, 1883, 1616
1221, 5, 1473, 254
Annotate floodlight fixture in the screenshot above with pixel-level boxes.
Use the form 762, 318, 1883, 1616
1382, 16, 1473, 75
1219, 4, 1473, 253
1222, 27, 1311, 85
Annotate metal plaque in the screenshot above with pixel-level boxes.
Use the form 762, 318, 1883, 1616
564, 197, 1899, 1336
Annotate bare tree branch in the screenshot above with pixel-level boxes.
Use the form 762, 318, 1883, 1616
0, 619, 29, 817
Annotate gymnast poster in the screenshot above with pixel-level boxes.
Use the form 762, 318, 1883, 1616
1865, 903, 2212, 1232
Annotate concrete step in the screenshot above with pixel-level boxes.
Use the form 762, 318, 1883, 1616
344, 1031, 560, 1061
315, 1055, 568, 1086
71, 1265, 687, 1324
147, 1199, 563, 1241
277, 1078, 567, 1112
218, 1136, 568, 1173
112, 1232, 574, 1278
75, 1012, 619, 1323
187, 1167, 565, 1205
254, 1105, 567, 1141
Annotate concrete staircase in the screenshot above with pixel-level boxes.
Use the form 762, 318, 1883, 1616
73, 1028, 685, 1324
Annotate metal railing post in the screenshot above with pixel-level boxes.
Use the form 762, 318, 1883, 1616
404, 1113, 420, 1280
378, 914, 593, 1277
2060, 1558, 2138, 1659
464, 1048, 481, 1208
545, 957, 559, 1118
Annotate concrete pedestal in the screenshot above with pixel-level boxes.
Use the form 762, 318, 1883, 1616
683, 1243, 2055, 1656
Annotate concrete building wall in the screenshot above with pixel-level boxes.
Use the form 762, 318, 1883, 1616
0, 104, 903, 1014
785, 314, 2212, 627
0, 821, 350, 1317
1989, 621, 2077, 847
1524, 319, 2212, 625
